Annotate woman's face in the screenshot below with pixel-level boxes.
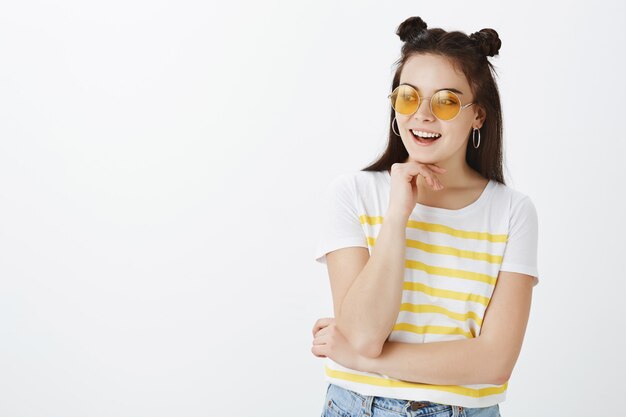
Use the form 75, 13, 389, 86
395, 53, 485, 166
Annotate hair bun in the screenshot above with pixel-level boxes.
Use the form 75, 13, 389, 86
396, 16, 428, 43
469, 28, 501, 57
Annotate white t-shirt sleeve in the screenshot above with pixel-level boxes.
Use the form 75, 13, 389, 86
499, 196, 540, 286
314, 174, 368, 264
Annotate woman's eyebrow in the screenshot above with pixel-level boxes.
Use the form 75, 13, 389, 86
402, 82, 464, 95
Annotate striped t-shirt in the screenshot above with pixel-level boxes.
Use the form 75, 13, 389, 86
314, 169, 539, 408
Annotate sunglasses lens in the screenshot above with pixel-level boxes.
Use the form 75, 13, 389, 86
431, 90, 461, 120
390, 85, 419, 115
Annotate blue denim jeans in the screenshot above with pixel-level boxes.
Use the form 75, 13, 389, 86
322, 383, 501, 417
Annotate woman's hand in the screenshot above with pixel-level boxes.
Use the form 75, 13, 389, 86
311, 317, 365, 371
387, 161, 447, 219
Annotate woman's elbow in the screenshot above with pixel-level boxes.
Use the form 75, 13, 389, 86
353, 336, 386, 359
350, 337, 384, 358
488, 372, 511, 385
491, 371, 512, 386
337, 321, 389, 359
487, 357, 514, 385
480, 338, 516, 385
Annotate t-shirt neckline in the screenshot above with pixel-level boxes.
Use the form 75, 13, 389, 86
382, 169, 494, 215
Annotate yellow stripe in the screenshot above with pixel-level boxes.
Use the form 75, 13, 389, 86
406, 220, 508, 243
393, 322, 476, 339
366, 236, 498, 285
358, 215, 507, 243
366, 236, 502, 266
403, 281, 491, 306
400, 303, 483, 326
359, 215, 385, 225
325, 366, 507, 398
405, 259, 497, 285
406, 239, 503, 264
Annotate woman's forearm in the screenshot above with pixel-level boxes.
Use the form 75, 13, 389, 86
337, 213, 407, 358
357, 337, 506, 386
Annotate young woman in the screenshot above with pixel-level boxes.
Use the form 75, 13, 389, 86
311, 17, 539, 417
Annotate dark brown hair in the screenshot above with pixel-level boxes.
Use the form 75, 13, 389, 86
361, 16, 506, 184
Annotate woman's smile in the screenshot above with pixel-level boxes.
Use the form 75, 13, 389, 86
409, 128, 442, 146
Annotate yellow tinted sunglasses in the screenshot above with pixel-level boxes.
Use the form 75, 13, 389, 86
388, 84, 475, 121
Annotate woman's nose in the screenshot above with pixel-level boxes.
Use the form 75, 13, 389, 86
414, 98, 435, 121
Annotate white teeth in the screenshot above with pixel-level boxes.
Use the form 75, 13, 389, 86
411, 129, 441, 138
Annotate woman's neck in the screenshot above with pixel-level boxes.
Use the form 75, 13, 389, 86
423, 162, 484, 189
403, 157, 485, 190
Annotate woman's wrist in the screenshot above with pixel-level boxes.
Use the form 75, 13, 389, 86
383, 210, 409, 227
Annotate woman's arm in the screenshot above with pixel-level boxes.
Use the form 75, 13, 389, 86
355, 270, 534, 386
331, 213, 408, 358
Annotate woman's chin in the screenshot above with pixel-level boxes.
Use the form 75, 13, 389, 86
408, 155, 439, 165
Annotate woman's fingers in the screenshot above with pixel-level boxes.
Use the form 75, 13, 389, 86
311, 345, 327, 358
312, 317, 334, 336
427, 165, 446, 190
312, 330, 327, 343
406, 163, 443, 190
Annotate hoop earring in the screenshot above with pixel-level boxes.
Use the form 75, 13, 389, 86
392, 116, 400, 137
472, 127, 481, 149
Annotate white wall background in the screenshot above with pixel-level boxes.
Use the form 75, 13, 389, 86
1, 1, 624, 416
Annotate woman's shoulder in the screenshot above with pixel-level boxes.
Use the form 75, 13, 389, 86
325, 170, 388, 203
489, 177, 529, 198
490, 180, 538, 214
328, 169, 387, 188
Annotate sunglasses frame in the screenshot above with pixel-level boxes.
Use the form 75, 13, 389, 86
388, 84, 475, 122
